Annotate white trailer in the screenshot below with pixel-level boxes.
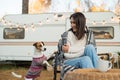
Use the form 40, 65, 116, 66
0, 12, 119, 61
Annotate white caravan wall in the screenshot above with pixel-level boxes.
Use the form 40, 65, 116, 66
0, 12, 119, 61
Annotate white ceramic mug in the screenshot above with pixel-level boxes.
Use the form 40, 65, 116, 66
97, 58, 112, 72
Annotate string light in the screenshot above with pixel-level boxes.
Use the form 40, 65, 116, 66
23, 24, 27, 28
61, 15, 65, 20
0, 13, 119, 30
102, 20, 106, 25
92, 21, 96, 25
31, 23, 34, 28
7, 21, 12, 25
46, 18, 50, 22
54, 13, 58, 21
111, 17, 114, 21
17, 26, 20, 30
31, 23, 35, 31
24, 24, 28, 31
38, 21, 42, 26
25, 26, 28, 31
1, 18, 7, 25
9, 25, 13, 29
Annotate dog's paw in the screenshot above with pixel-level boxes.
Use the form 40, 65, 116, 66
24, 77, 33, 80
47, 65, 53, 71
11, 72, 22, 78
43, 60, 50, 66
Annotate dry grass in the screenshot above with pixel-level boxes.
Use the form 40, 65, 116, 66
0, 63, 60, 80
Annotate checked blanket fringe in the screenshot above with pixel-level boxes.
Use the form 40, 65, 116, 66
60, 64, 76, 80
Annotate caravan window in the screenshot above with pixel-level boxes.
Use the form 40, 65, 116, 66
3, 28, 25, 39
89, 27, 114, 39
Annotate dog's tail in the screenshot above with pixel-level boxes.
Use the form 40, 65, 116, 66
11, 72, 22, 78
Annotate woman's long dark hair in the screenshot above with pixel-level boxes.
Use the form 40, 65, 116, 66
70, 12, 86, 40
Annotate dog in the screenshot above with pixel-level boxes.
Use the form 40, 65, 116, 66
24, 41, 53, 80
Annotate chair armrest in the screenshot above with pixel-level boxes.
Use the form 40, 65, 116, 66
98, 53, 111, 60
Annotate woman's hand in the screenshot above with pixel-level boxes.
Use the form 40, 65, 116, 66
62, 44, 69, 53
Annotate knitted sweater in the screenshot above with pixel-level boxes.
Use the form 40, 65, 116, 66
25, 54, 47, 79
64, 31, 86, 59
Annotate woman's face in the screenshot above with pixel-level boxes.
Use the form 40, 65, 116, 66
70, 17, 77, 32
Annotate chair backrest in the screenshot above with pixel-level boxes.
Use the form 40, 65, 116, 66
86, 29, 97, 49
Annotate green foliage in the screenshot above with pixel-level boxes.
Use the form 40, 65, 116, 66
0, 61, 30, 70
117, 51, 120, 56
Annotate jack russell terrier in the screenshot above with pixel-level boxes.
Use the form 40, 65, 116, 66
24, 41, 53, 80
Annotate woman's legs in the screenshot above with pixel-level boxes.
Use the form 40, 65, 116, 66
64, 56, 94, 68
60, 44, 98, 80
64, 44, 98, 68
84, 44, 98, 68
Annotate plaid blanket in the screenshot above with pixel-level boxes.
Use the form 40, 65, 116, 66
60, 64, 76, 80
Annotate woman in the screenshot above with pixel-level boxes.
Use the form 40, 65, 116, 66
62, 12, 98, 69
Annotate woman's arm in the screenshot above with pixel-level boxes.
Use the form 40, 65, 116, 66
62, 31, 86, 59
63, 44, 85, 59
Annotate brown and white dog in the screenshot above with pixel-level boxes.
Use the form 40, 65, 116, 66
11, 42, 53, 80
24, 41, 52, 80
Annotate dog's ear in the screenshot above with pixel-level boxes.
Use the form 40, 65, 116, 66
41, 41, 45, 46
33, 42, 37, 46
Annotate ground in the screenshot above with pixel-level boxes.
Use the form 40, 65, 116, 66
0, 69, 54, 80
0, 63, 60, 80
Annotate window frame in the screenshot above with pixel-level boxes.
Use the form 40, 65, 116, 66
3, 28, 25, 39
89, 26, 114, 39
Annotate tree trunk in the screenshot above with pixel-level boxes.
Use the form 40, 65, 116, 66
22, 0, 29, 14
